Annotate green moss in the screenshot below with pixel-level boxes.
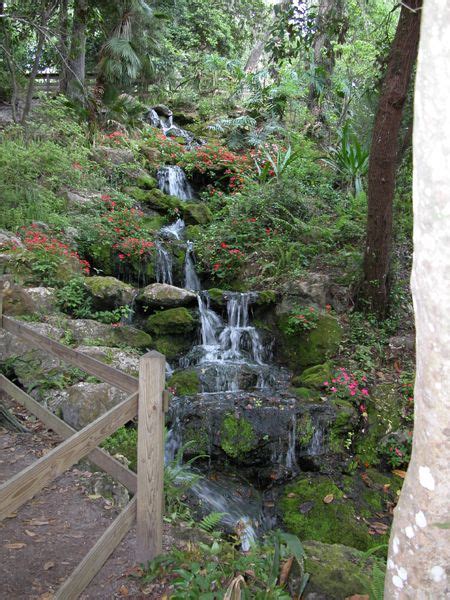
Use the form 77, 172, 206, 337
101, 426, 137, 471
154, 335, 192, 360
182, 202, 213, 225
183, 423, 210, 455
255, 290, 277, 305
141, 215, 168, 232
109, 326, 153, 350
220, 413, 256, 459
207, 288, 226, 306
280, 475, 374, 550
146, 307, 196, 335
184, 224, 203, 240
127, 187, 183, 213
167, 369, 200, 396
297, 413, 314, 446
294, 362, 332, 389
290, 387, 321, 401
135, 173, 157, 189
303, 540, 376, 599
278, 313, 343, 370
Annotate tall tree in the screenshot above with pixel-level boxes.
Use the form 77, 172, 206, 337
66, 0, 88, 103
384, 1, 450, 596
360, 1, 421, 315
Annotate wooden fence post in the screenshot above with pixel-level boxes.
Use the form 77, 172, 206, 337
136, 350, 166, 564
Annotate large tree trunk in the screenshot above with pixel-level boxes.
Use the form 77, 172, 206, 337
360, 1, 421, 315
384, 1, 450, 597
66, 0, 88, 103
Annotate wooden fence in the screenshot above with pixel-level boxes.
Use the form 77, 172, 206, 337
0, 278, 167, 599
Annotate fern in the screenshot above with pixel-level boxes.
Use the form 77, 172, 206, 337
198, 512, 227, 533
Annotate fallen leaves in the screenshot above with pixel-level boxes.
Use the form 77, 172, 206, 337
44, 561, 55, 571
118, 585, 129, 596
25, 529, 37, 537
392, 469, 406, 479
4, 542, 26, 549
323, 494, 334, 504
279, 556, 294, 586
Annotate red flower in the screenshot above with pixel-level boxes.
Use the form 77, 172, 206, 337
213, 263, 221, 272
220, 242, 229, 249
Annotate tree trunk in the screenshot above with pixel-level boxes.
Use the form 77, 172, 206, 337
360, 1, 421, 315
66, 0, 88, 103
384, 1, 450, 597
58, 0, 70, 94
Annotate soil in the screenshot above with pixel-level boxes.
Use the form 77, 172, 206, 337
0, 393, 176, 599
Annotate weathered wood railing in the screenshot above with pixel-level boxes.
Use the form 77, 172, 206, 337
0, 279, 166, 599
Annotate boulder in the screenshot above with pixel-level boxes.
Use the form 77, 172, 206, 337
83, 276, 135, 310
66, 190, 101, 208
137, 283, 197, 308
92, 146, 134, 165
146, 307, 197, 335
76, 345, 140, 376
182, 203, 213, 225
153, 104, 173, 118
293, 363, 333, 390
127, 187, 183, 213
48, 382, 128, 429
153, 335, 193, 360
277, 313, 343, 370
2, 285, 57, 316
279, 273, 349, 313
135, 173, 157, 190
0, 229, 24, 249
167, 369, 201, 396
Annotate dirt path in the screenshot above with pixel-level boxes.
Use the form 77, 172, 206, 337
0, 395, 173, 599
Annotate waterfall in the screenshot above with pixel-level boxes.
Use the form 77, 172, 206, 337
185, 241, 201, 291
285, 415, 298, 470
157, 166, 194, 200
197, 293, 222, 346
160, 218, 185, 240
155, 241, 173, 285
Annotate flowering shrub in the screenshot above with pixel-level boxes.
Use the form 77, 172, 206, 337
379, 434, 412, 469
284, 306, 320, 333
323, 367, 370, 415
114, 237, 155, 261
207, 241, 245, 280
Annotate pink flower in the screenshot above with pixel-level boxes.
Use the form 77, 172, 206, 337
330, 387, 337, 392
361, 389, 369, 396
323, 381, 329, 386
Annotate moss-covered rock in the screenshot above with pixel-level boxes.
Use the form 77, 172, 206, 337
255, 290, 277, 306
182, 422, 210, 454
303, 540, 377, 599
184, 224, 203, 240
290, 387, 321, 401
84, 276, 135, 310
127, 187, 183, 214
280, 474, 375, 550
278, 313, 343, 370
109, 325, 153, 349
354, 382, 402, 466
154, 335, 192, 360
138, 283, 197, 308
293, 362, 332, 389
296, 413, 315, 447
167, 369, 200, 396
146, 307, 197, 335
135, 173, 157, 190
329, 398, 359, 453
141, 215, 168, 232
220, 413, 257, 459
182, 203, 213, 225
207, 288, 226, 307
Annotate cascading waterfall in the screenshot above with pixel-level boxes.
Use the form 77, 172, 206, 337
184, 241, 201, 291
157, 166, 194, 200
160, 218, 185, 240
155, 241, 173, 285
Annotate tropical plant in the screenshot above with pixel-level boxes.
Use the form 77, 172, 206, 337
323, 123, 369, 194
254, 144, 300, 183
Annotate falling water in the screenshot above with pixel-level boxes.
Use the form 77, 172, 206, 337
155, 241, 173, 285
285, 415, 298, 470
185, 241, 201, 291
197, 292, 222, 346
157, 166, 194, 200
308, 425, 325, 456
160, 218, 185, 240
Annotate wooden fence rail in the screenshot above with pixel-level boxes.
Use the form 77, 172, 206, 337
0, 278, 166, 598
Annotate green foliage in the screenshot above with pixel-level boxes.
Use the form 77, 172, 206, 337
282, 306, 320, 334
101, 426, 138, 471
323, 124, 369, 195
198, 512, 227, 534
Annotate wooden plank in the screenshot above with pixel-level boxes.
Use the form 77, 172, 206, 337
0, 375, 137, 493
55, 497, 136, 600
136, 350, 165, 563
2, 316, 138, 393
0, 391, 138, 520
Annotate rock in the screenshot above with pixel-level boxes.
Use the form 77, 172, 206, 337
51, 317, 152, 350
294, 363, 333, 390
146, 307, 197, 335
135, 173, 157, 190
2, 285, 57, 316
66, 190, 101, 207
206, 288, 227, 307
278, 313, 343, 370
279, 273, 349, 313
83, 276, 136, 310
127, 187, 183, 213
76, 346, 140, 376
303, 540, 374, 599
153, 335, 193, 360
92, 146, 134, 165
86, 472, 130, 509
137, 283, 197, 308
254, 290, 277, 306
153, 104, 173, 117
388, 334, 415, 359
167, 369, 201, 396
182, 203, 213, 225
48, 382, 128, 429
0, 229, 24, 249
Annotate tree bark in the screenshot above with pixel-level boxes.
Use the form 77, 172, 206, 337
58, 0, 70, 94
360, 1, 421, 315
384, 1, 450, 597
66, 0, 88, 103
